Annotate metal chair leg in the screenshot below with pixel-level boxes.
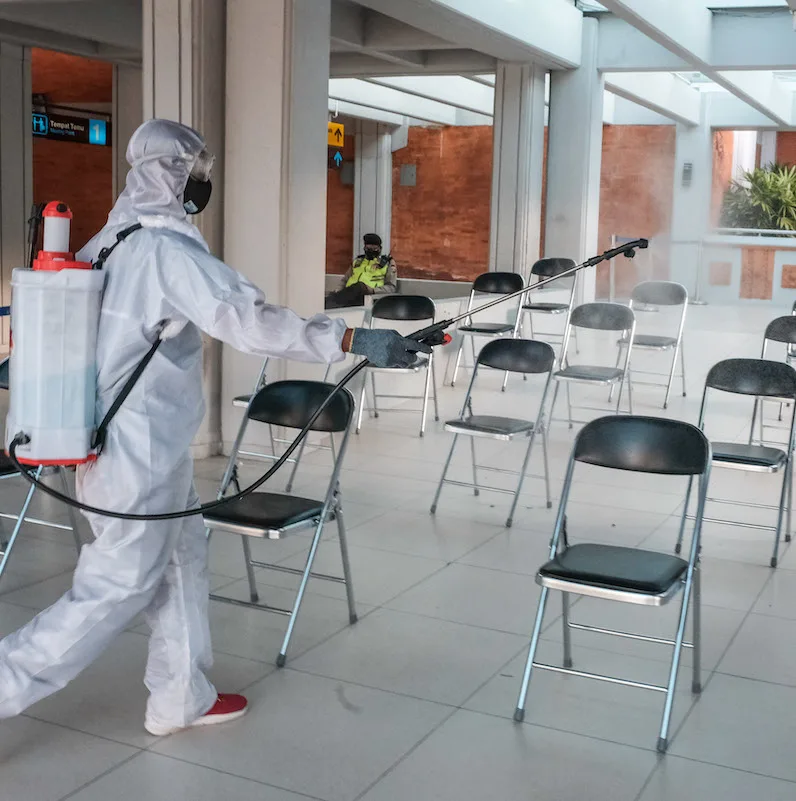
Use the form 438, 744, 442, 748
419, 358, 432, 437
675, 475, 694, 555
0, 468, 42, 583
549, 381, 562, 432
541, 427, 552, 509
692, 564, 702, 694
680, 340, 687, 397
451, 337, 465, 387
608, 343, 624, 404
787, 452, 794, 544
514, 586, 550, 722
562, 592, 573, 668
749, 398, 760, 446
566, 383, 574, 429
770, 456, 790, 568
356, 371, 368, 434
431, 353, 440, 422
57, 467, 83, 554
663, 344, 680, 410
470, 436, 480, 496
506, 429, 538, 528
240, 535, 259, 603
335, 501, 358, 624
430, 435, 458, 514
370, 370, 379, 419
657, 568, 696, 753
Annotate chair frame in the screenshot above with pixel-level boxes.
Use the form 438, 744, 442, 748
514, 415, 711, 754
609, 280, 688, 410
430, 339, 555, 527
449, 272, 525, 391
206, 380, 357, 666
356, 295, 440, 438
550, 302, 636, 428
678, 358, 796, 568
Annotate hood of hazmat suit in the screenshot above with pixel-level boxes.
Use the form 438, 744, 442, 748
0, 119, 346, 731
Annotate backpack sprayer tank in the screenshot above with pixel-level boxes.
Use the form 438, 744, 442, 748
5, 201, 105, 465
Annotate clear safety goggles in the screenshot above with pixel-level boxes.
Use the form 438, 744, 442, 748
190, 148, 215, 183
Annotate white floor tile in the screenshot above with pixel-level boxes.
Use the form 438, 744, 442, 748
358, 709, 657, 801
151, 669, 451, 801
717, 613, 796, 686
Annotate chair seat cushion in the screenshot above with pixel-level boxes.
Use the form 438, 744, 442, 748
523, 302, 568, 313
444, 415, 533, 438
459, 323, 514, 335
711, 442, 787, 470
624, 334, 677, 349
555, 365, 623, 383
204, 492, 324, 531
539, 543, 688, 595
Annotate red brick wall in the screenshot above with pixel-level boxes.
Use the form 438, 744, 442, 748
712, 130, 734, 226
392, 126, 493, 282
326, 133, 356, 274
777, 132, 796, 166
31, 49, 114, 250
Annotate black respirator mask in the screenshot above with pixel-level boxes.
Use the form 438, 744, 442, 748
183, 148, 215, 215
364, 246, 382, 259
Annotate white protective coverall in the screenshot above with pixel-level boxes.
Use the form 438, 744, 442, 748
0, 119, 346, 730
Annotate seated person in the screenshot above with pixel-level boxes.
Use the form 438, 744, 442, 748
325, 233, 397, 309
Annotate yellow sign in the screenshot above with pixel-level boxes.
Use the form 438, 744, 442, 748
327, 121, 344, 147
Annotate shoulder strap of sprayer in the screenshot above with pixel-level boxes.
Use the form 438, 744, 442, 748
91, 223, 163, 455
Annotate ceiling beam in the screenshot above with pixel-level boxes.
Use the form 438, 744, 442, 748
329, 78, 460, 125
599, 0, 794, 125
328, 99, 404, 127
366, 75, 494, 116
598, 9, 796, 72
330, 49, 495, 78
353, 0, 582, 68
604, 72, 701, 126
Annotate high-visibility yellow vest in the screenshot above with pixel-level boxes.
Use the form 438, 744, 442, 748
346, 256, 389, 289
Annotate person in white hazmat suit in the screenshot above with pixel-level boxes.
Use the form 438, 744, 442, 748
0, 119, 429, 735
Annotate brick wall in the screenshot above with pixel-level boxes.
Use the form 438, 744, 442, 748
392, 125, 493, 282
777, 132, 796, 166
326, 133, 356, 274
32, 49, 114, 250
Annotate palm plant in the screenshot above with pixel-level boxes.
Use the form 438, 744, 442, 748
720, 163, 796, 232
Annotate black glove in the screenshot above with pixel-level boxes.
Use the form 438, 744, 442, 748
349, 329, 432, 368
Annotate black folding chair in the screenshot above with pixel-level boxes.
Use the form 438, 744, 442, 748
448, 271, 525, 391
430, 339, 555, 527
677, 358, 796, 568
206, 380, 357, 666
610, 280, 688, 409
356, 295, 440, 437
519, 258, 578, 354
515, 415, 711, 753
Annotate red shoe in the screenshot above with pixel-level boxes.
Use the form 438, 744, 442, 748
146, 694, 248, 736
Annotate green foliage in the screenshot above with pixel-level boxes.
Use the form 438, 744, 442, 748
719, 163, 796, 232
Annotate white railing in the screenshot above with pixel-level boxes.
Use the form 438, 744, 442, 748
713, 227, 796, 238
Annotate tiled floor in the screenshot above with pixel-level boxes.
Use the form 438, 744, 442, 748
2, 303, 796, 800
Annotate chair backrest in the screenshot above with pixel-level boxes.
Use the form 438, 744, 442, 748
530, 258, 576, 279
371, 294, 434, 322
764, 316, 796, 346
570, 302, 634, 332
705, 358, 796, 399
472, 271, 524, 295
477, 339, 555, 375
248, 380, 354, 432
573, 415, 710, 476
631, 281, 687, 307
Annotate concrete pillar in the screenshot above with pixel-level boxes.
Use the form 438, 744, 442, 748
669, 94, 713, 300
488, 62, 546, 275
759, 130, 777, 167
353, 120, 392, 255
142, 0, 226, 457
112, 64, 143, 198
0, 43, 32, 345
222, 0, 331, 450
544, 17, 603, 303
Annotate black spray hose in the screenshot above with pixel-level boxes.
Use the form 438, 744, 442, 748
7, 239, 648, 521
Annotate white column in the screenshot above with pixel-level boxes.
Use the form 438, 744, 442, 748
353, 120, 392, 254
112, 64, 143, 197
544, 17, 603, 302
142, 0, 226, 457
669, 94, 713, 300
759, 130, 777, 167
222, 0, 331, 450
489, 62, 546, 275
0, 43, 32, 345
